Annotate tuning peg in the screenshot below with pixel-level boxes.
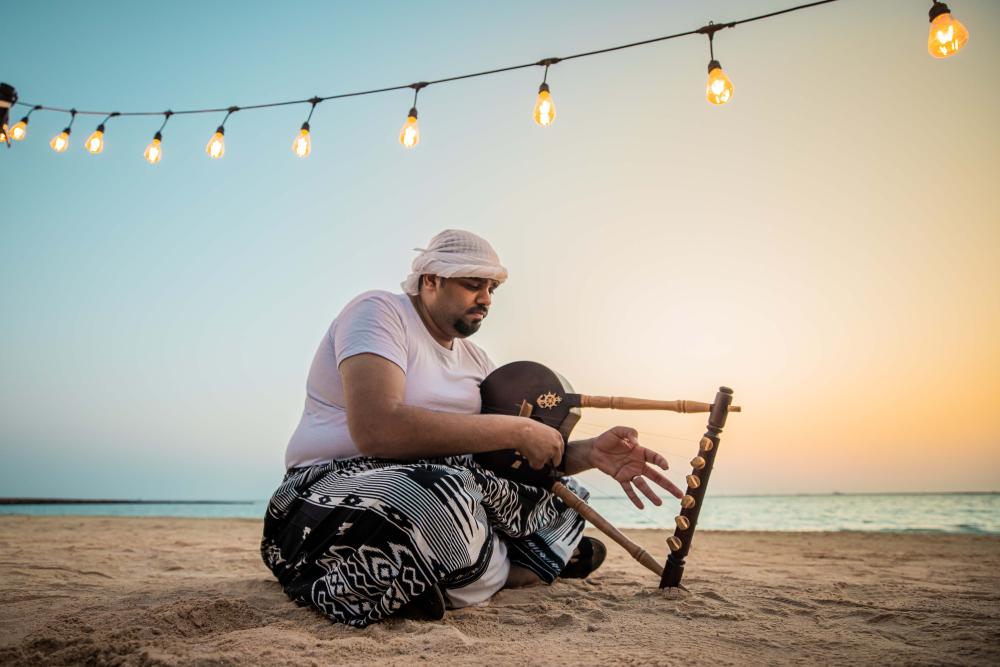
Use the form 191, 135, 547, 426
700, 437, 714, 452
686, 474, 701, 489
690, 455, 706, 470
667, 536, 683, 551
675, 515, 690, 530
681, 494, 696, 509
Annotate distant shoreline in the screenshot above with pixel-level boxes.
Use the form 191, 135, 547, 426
1, 491, 997, 506
0, 499, 255, 506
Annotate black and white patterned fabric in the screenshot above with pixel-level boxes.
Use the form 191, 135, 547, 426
260, 455, 587, 627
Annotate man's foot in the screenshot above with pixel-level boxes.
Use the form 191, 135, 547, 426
559, 537, 607, 579
394, 583, 446, 621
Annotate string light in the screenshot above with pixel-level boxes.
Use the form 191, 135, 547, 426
399, 83, 426, 149
84, 112, 119, 154
702, 23, 734, 106
9, 105, 40, 141
0, 82, 15, 146
144, 111, 171, 164
292, 97, 320, 158
4, 1, 970, 162
50, 109, 76, 153
928, 1, 969, 59
533, 58, 560, 127
206, 106, 237, 159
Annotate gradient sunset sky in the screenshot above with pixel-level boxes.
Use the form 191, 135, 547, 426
1, 0, 997, 502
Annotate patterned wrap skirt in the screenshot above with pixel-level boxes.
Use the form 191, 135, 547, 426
260, 455, 588, 628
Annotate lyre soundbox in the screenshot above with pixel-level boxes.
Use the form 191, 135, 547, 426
475, 360, 581, 489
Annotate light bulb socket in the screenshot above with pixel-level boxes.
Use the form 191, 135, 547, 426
215, 125, 225, 135
707, 59, 722, 74
153, 131, 162, 141
407, 107, 418, 119
18, 115, 29, 126
62, 127, 72, 136
95, 123, 106, 133
929, 1, 951, 22
0, 82, 16, 109
538, 82, 550, 94
300, 122, 310, 132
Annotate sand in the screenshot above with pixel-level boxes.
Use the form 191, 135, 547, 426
1, 516, 998, 666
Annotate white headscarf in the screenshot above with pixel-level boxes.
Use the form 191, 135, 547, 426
401, 229, 508, 296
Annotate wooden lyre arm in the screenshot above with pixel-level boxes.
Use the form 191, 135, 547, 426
515, 400, 663, 578
551, 482, 663, 577
579, 395, 741, 413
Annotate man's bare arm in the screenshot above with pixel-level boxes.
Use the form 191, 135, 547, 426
340, 353, 564, 467
561, 438, 596, 476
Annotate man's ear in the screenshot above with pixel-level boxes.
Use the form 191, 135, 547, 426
420, 274, 442, 293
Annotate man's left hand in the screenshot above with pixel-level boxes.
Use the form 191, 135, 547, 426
588, 426, 684, 509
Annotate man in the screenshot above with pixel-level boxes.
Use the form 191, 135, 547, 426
261, 229, 681, 627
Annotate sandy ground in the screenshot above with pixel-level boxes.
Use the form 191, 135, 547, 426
0, 516, 998, 666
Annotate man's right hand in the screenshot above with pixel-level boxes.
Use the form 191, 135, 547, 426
514, 419, 565, 470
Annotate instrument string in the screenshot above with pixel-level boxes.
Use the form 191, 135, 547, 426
479, 405, 704, 514
479, 408, 700, 458
569, 428, 694, 460
579, 420, 695, 443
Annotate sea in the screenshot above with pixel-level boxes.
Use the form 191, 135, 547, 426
2, 493, 998, 534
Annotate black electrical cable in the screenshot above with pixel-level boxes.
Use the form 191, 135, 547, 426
12, 0, 842, 118
155, 111, 172, 135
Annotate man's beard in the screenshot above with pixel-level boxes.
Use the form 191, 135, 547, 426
453, 310, 485, 337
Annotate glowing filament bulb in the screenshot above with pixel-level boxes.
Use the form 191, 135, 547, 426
533, 83, 555, 126
85, 125, 105, 154
928, 6, 969, 58
292, 124, 311, 158
399, 109, 419, 148
144, 133, 162, 164
10, 119, 27, 141
706, 60, 734, 106
0, 125, 6, 143
50, 129, 70, 153
206, 127, 225, 159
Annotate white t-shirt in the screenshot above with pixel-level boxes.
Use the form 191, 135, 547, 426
284, 290, 497, 469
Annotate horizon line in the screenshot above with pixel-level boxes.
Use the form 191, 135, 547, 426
2, 491, 998, 505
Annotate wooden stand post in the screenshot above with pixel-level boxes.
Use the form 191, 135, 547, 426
659, 386, 734, 589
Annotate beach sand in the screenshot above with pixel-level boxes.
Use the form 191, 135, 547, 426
1, 516, 998, 666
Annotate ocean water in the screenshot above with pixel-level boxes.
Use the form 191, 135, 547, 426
2, 493, 998, 534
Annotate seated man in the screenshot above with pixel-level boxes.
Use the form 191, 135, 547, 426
261, 229, 680, 627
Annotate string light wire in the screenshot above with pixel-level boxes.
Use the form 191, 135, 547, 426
12, 0, 843, 122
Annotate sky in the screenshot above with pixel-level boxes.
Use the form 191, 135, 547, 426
1, 0, 998, 502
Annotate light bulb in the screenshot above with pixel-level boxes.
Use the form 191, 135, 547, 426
0, 125, 6, 143
144, 133, 162, 164
399, 109, 419, 148
206, 127, 225, 159
533, 83, 556, 126
706, 60, 734, 106
10, 118, 27, 141
928, 4, 969, 58
85, 124, 105, 154
292, 124, 311, 158
50, 129, 70, 153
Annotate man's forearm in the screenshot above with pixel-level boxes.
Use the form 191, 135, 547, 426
359, 404, 530, 459
562, 438, 595, 476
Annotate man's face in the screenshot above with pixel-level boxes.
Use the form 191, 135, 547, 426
424, 276, 498, 338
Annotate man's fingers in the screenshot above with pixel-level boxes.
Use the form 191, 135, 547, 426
621, 481, 644, 510
645, 449, 670, 470
644, 466, 684, 499
633, 477, 663, 506
642, 464, 682, 498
